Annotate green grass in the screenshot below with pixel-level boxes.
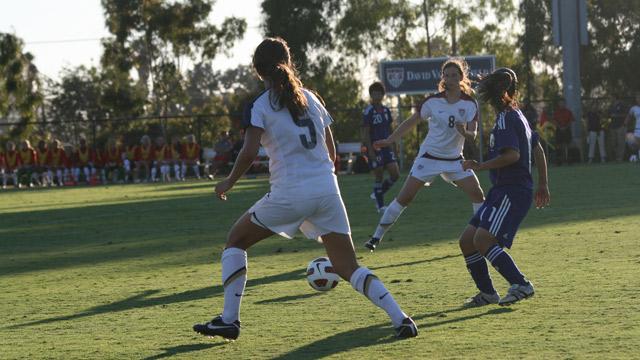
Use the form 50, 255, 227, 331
1, 164, 639, 359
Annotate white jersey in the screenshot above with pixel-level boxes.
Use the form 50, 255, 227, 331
629, 105, 640, 135
419, 92, 478, 159
247, 88, 338, 198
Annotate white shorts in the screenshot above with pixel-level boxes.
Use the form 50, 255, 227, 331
248, 192, 351, 242
409, 157, 476, 186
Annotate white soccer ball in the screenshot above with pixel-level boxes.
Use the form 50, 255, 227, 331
306, 257, 340, 291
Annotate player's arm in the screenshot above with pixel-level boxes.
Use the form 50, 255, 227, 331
375, 112, 420, 148
325, 126, 336, 162
455, 119, 478, 141
462, 148, 519, 171
533, 142, 550, 208
215, 126, 262, 200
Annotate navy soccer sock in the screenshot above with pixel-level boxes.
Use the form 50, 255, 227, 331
464, 252, 497, 294
484, 244, 527, 286
374, 182, 384, 209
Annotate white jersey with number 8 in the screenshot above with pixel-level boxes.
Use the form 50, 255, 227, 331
419, 92, 478, 159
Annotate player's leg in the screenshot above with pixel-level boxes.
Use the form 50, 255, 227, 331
321, 232, 417, 338
193, 212, 274, 340
365, 175, 424, 251
382, 160, 400, 195
459, 224, 499, 307
453, 173, 485, 214
371, 166, 385, 211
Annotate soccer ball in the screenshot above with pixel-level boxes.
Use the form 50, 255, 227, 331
306, 257, 340, 291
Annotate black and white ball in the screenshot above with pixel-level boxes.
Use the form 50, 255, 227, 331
306, 257, 340, 291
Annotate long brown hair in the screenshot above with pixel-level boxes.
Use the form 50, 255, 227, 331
477, 68, 519, 112
438, 58, 474, 96
252, 37, 308, 118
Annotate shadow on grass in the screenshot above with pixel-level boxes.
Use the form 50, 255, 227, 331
273, 307, 514, 360
9, 268, 304, 329
142, 343, 224, 360
9, 255, 460, 329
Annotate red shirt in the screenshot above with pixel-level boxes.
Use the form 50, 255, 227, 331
103, 145, 122, 165
19, 148, 37, 166
4, 150, 22, 170
553, 108, 574, 128
47, 148, 68, 168
76, 146, 94, 166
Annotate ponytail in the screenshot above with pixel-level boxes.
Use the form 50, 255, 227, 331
271, 63, 308, 117
477, 69, 519, 112
253, 37, 308, 118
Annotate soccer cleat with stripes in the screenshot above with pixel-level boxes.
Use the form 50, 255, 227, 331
364, 237, 381, 251
498, 282, 535, 306
395, 317, 418, 339
193, 315, 241, 340
463, 291, 500, 307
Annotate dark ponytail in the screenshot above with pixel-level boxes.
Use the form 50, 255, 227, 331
253, 37, 308, 118
477, 68, 519, 112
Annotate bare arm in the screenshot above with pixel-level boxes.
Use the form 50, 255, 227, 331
214, 127, 262, 200
455, 120, 478, 141
325, 126, 336, 163
374, 112, 421, 148
462, 148, 520, 171
533, 142, 550, 208
361, 126, 375, 159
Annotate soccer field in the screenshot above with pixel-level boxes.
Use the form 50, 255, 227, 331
1, 164, 639, 359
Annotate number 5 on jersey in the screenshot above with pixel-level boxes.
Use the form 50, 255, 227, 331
294, 117, 317, 149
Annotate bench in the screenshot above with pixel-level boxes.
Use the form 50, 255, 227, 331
336, 142, 362, 174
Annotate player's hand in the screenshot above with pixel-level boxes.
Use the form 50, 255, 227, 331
462, 160, 480, 171
455, 123, 466, 136
373, 138, 392, 149
214, 178, 233, 200
535, 184, 550, 209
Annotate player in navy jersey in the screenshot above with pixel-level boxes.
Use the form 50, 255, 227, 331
365, 58, 485, 251
362, 82, 400, 212
460, 68, 550, 307
192, 37, 417, 341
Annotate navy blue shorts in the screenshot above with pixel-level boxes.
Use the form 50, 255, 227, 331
369, 147, 397, 170
469, 184, 532, 248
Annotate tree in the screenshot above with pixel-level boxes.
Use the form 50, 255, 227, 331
0, 33, 42, 139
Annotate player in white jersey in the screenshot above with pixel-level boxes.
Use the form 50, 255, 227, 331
624, 92, 640, 162
193, 38, 417, 341
365, 58, 485, 251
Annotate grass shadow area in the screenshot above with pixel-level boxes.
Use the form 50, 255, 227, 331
142, 343, 225, 360
274, 307, 514, 359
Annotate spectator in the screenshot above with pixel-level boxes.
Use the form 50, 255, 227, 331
74, 136, 96, 184
625, 92, 640, 161
608, 96, 628, 162
18, 139, 38, 187
182, 134, 201, 179
209, 131, 233, 178
48, 139, 68, 187
586, 105, 606, 164
2, 141, 21, 189
553, 99, 574, 165
135, 135, 155, 183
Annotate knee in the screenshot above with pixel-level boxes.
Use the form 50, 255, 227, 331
472, 235, 491, 255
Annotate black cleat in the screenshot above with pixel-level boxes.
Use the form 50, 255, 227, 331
395, 317, 418, 339
364, 237, 381, 251
193, 315, 241, 340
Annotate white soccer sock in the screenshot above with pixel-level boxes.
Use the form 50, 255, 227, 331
221, 247, 248, 324
472, 202, 483, 214
56, 169, 63, 185
372, 199, 406, 240
350, 267, 406, 327
193, 165, 200, 178
151, 167, 157, 180
84, 167, 90, 181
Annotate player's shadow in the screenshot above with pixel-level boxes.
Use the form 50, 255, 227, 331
273, 307, 513, 360
142, 343, 224, 360
9, 268, 305, 329
370, 254, 460, 271
253, 292, 326, 305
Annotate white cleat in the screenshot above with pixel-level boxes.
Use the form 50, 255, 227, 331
499, 282, 535, 306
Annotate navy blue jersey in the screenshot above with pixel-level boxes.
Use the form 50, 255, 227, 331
363, 104, 393, 142
488, 109, 538, 189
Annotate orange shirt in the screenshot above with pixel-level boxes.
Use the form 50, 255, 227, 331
48, 148, 68, 168
183, 143, 200, 161
76, 146, 93, 165
136, 145, 154, 162
103, 145, 122, 164
19, 148, 37, 166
